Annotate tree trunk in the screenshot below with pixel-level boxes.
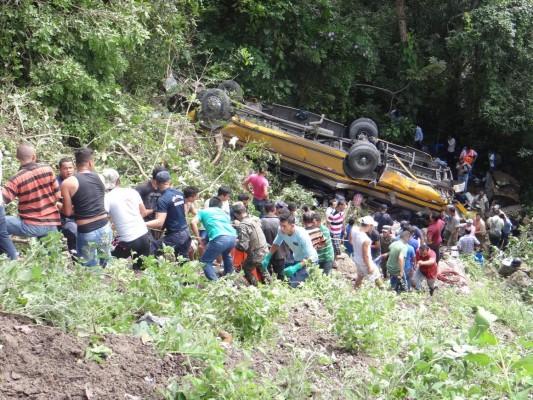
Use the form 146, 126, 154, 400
396, 0, 407, 43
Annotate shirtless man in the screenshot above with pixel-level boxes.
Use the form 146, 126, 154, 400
56, 157, 77, 254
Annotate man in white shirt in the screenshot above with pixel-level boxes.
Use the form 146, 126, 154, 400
103, 169, 153, 269
325, 198, 337, 217
414, 126, 424, 149
459, 219, 476, 237
203, 185, 232, 215
471, 191, 489, 216
487, 212, 504, 247
446, 135, 457, 177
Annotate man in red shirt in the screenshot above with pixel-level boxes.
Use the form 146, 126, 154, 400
244, 165, 269, 217
426, 211, 445, 263
412, 244, 438, 296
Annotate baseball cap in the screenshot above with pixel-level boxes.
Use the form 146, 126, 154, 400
103, 168, 119, 190
360, 215, 377, 226
276, 201, 288, 209
466, 218, 473, 224
381, 225, 392, 232
155, 170, 171, 184
380, 204, 388, 210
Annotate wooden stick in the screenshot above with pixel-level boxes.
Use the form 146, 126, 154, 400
117, 142, 150, 180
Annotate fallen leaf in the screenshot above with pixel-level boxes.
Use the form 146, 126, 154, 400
141, 333, 153, 344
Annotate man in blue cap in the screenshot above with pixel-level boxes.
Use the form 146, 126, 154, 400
146, 170, 191, 259
374, 204, 394, 234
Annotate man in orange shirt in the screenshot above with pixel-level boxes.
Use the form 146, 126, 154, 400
459, 146, 478, 165
2, 143, 61, 238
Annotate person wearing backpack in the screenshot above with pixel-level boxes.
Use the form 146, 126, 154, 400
487, 212, 503, 247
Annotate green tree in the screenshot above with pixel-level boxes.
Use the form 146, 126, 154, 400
447, 3, 533, 140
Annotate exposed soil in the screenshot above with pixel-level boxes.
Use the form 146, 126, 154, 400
0, 313, 188, 400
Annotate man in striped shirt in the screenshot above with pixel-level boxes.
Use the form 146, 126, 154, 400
327, 199, 347, 259
310, 212, 335, 275
2, 143, 61, 238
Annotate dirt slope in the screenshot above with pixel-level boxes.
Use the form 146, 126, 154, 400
0, 313, 188, 400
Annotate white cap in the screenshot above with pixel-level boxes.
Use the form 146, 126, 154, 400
103, 168, 119, 190
360, 215, 378, 226
466, 218, 473, 224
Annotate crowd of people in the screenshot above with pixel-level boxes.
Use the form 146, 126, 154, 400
0, 143, 512, 293
0, 144, 325, 288
412, 125, 501, 196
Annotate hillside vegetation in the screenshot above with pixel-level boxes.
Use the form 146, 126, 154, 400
0, 1, 532, 398
1, 0, 532, 199
0, 229, 532, 398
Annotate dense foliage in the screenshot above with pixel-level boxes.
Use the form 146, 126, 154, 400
0, 0, 531, 199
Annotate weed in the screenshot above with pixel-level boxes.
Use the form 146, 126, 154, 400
360, 307, 533, 399
84, 336, 113, 364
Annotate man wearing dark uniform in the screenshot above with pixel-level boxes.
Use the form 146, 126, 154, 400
146, 171, 191, 259
135, 166, 166, 238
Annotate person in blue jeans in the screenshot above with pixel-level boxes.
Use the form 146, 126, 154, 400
0, 205, 17, 260
191, 196, 236, 280
343, 217, 355, 258
60, 148, 112, 268
403, 242, 416, 291
261, 210, 318, 288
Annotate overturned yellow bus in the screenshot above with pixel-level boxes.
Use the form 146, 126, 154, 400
190, 81, 454, 212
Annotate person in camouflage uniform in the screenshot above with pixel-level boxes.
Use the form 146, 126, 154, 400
233, 203, 272, 286
379, 225, 394, 279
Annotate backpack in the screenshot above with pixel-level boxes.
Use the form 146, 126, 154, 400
488, 217, 501, 237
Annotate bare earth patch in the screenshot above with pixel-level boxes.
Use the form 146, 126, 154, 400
0, 312, 188, 400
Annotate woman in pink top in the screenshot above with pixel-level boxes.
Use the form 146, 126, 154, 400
244, 166, 269, 217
